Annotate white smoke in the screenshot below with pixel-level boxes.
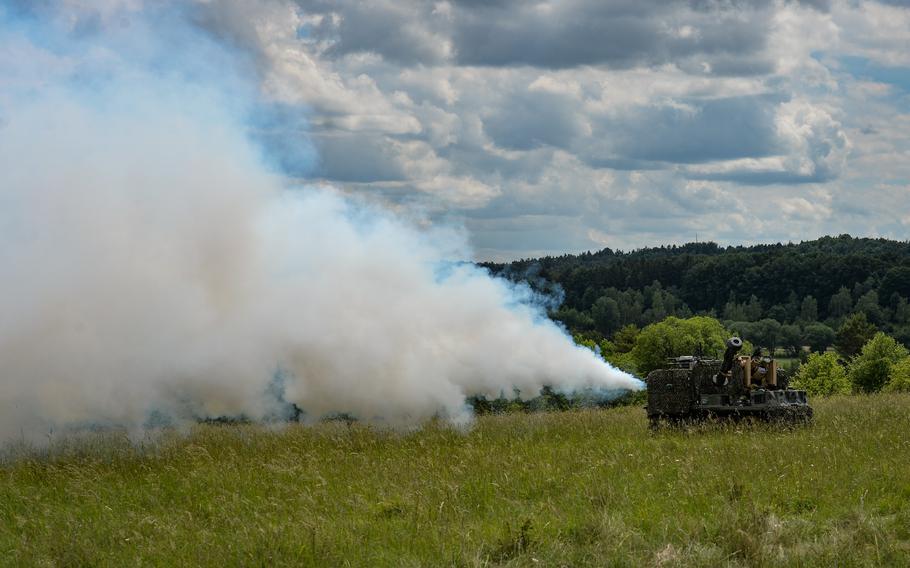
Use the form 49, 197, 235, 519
0, 3, 640, 443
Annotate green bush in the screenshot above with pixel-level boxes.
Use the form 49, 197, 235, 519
791, 352, 851, 396
884, 357, 910, 393
847, 332, 910, 393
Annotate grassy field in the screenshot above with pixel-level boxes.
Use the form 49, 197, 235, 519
2, 395, 910, 567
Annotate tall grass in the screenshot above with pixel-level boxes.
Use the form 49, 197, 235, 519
2, 394, 909, 566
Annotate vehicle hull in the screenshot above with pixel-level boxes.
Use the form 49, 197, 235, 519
645, 355, 813, 428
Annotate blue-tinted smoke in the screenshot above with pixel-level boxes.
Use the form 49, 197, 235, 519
1, 1, 311, 179
0, 1, 641, 444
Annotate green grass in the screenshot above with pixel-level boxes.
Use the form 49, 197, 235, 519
3, 395, 910, 567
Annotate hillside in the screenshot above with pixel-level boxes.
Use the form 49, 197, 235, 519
483, 235, 910, 348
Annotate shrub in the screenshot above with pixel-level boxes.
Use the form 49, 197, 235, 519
847, 332, 910, 393
791, 352, 851, 396
883, 357, 910, 393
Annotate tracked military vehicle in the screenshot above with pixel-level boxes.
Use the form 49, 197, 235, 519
646, 337, 812, 427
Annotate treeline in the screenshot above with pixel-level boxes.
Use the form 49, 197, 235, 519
483, 235, 910, 351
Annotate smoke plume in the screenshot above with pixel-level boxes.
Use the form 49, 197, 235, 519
0, 2, 640, 443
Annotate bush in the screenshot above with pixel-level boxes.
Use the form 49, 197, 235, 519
791, 352, 851, 396
884, 357, 910, 393
847, 332, 910, 393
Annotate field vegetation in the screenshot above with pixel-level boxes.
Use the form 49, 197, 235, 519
485, 235, 910, 354
3, 394, 909, 566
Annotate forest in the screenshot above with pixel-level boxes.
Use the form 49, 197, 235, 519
483, 234, 910, 355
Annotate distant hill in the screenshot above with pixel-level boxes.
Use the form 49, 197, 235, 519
482, 235, 910, 347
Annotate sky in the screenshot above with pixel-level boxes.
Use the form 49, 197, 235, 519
7, 0, 910, 261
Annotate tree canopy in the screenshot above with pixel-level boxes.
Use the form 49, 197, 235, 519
631, 316, 739, 375
484, 235, 910, 351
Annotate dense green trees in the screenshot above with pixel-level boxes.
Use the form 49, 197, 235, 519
490, 234, 910, 399
804, 323, 836, 353
880, 266, 910, 300
799, 296, 818, 323
828, 286, 853, 318
855, 290, 884, 324
591, 297, 621, 335
486, 235, 910, 353
779, 324, 803, 356
835, 313, 877, 358
612, 325, 639, 353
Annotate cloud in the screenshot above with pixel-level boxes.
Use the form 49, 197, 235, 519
483, 86, 590, 151
686, 99, 850, 184
450, 0, 774, 72
290, 0, 780, 73
42, 0, 906, 260
593, 94, 784, 165
312, 132, 409, 182
306, 0, 452, 65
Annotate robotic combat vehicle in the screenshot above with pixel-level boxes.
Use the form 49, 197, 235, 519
645, 337, 813, 427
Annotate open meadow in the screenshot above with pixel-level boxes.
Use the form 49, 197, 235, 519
2, 394, 910, 567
